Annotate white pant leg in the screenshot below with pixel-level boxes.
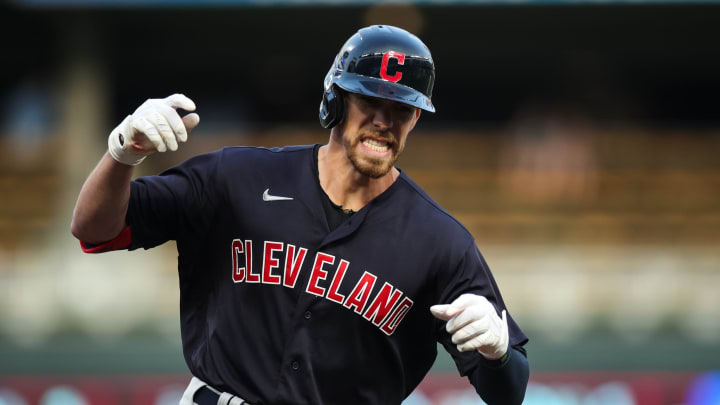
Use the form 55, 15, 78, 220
179, 376, 208, 405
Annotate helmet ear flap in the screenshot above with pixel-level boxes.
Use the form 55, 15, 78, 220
319, 85, 344, 129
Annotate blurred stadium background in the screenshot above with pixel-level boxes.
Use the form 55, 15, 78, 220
1, 0, 719, 404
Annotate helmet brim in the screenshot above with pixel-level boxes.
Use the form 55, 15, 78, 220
335, 73, 435, 113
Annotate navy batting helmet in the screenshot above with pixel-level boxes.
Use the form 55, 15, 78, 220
319, 25, 436, 129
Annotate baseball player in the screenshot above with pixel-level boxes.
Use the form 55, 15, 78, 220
71, 25, 529, 405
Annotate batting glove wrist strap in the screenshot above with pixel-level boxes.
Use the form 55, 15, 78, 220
108, 115, 148, 166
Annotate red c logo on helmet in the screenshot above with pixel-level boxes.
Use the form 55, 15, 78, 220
380, 51, 405, 83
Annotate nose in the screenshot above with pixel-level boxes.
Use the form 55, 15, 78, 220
372, 105, 394, 130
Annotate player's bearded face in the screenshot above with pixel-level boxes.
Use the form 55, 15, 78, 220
342, 128, 403, 178
341, 94, 418, 178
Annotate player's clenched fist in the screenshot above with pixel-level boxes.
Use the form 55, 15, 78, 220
108, 94, 200, 166
430, 294, 509, 360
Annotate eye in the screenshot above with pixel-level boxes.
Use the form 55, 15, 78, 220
395, 105, 415, 117
360, 95, 380, 106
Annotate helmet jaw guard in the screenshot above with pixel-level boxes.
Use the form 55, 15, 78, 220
319, 25, 436, 129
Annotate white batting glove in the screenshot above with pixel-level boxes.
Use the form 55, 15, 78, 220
108, 94, 200, 166
430, 294, 509, 360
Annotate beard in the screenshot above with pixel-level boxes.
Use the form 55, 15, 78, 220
342, 130, 402, 179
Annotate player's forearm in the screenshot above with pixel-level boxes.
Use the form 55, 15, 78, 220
71, 152, 135, 243
469, 346, 529, 405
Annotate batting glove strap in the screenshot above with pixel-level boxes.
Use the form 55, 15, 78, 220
477, 346, 512, 369
108, 115, 148, 166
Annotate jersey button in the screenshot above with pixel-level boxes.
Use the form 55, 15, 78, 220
304, 311, 312, 320
291, 361, 300, 371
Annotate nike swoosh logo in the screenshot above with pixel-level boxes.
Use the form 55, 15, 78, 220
263, 188, 294, 201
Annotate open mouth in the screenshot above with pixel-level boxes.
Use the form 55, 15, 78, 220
361, 137, 392, 153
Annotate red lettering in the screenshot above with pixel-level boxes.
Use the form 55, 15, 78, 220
362, 282, 403, 326
306, 253, 334, 297
231, 239, 245, 283
262, 241, 283, 285
381, 296, 414, 336
283, 244, 307, 289
245, 240, 259, 283
326, 259, 349, 304
380, 51, 405, 83
343, 272, 377, 314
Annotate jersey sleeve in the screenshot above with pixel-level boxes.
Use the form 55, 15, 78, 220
123, 149, 224, 251
435, 240, 529, 376
79, 150, 224, 253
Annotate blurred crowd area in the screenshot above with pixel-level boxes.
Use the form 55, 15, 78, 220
1, 2, 719, 404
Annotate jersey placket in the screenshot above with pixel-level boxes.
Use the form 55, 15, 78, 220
272, 208, 370, 404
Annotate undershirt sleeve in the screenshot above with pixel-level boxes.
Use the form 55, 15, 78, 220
466, 345, 530, 405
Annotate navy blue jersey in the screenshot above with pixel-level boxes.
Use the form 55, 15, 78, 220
92, 145, 527, 404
